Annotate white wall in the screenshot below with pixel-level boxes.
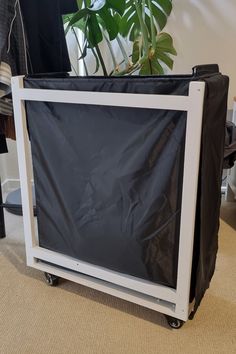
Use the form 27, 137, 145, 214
166, 0, 236, 108
0, 139, 19, 187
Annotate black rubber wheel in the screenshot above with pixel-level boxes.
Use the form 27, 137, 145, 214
166, 316, 184, 329
44, 272, 59, 286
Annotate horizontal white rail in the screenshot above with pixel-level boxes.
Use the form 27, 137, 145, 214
16, 87, 191, 111
33, 261, 178, 318
31, 246, 177, 303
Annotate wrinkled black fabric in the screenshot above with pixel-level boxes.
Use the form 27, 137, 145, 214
24, 71, 229, 313
190, 74, 229, 312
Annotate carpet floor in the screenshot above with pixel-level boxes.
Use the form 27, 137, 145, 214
0, 202, 235, 354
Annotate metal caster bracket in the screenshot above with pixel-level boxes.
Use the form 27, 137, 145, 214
44, 272, 59, 287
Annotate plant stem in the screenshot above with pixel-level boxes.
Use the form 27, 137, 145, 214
95, 43, 108, 76
114, 62, 141, 76
71, 27, 89, 76
104, 32, 119, 73
147, 0, 157, 51
142, 0, 146, 21
116, 35, 131, 68
134, 0, 149, 60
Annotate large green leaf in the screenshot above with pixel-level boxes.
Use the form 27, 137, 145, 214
155, 0, 172, 15
87, 13, 103, 46
119, 6, 136, 37
140, 59, 164, 75
156, 51, 173, 69
150, 3, 168, 30
67, 1, 123, 45
68, 8, 88, 27
139, 32, 176, 75
98, 7, 119, 40
120, 0, 172, 40
72, 18, 87, 32
156, 32, 177, 55
106, 0, 126, 16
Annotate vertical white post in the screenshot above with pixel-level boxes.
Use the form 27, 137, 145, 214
11, 76, 36, 266
175, 82, 205, 320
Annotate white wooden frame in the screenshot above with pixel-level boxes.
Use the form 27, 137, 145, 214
11, 76, 205, 322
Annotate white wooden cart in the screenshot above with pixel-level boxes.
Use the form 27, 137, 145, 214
11, 76, 205, 329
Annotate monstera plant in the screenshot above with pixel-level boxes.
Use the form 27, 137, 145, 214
64, 0, 176, 76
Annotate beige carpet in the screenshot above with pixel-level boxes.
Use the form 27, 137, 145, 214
0, 203, 236, 354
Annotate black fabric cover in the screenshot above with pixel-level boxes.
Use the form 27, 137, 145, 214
24, 69, 229, 313
190, 73, 229, 311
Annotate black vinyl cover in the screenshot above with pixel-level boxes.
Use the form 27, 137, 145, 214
24, 67, 229, 313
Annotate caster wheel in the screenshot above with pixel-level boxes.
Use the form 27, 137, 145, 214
44, 272, 59, 286
166, 316, 184, 329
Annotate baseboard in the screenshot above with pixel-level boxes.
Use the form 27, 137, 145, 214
1, 179, 20, 194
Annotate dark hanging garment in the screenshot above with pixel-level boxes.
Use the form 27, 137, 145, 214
0, 0, 27, 78
24, 66, 229, 314
0, 0, 27, 152
19, 0, 78, 74
0, 132, 8, 154
59, 0, 79, 14
0, 114, 16, 141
